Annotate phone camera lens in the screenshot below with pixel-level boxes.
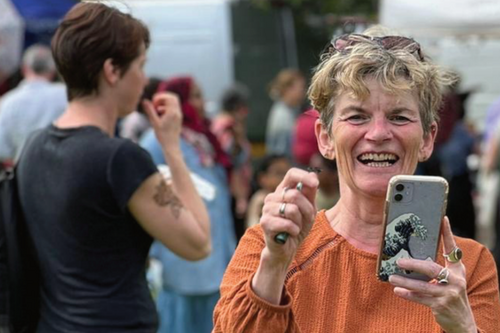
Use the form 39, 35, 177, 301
396, 184, 405, 191
394, 194, 403, 202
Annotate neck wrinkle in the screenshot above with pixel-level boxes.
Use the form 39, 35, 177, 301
326, 191, 386, 254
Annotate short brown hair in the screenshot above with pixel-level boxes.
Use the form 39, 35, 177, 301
51, 2, 150, 100
268, 68, 305, 100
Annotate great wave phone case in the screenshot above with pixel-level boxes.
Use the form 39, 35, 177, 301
376, 175, 448, 282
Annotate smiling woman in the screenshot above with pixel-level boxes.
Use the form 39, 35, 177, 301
317, 77, 433, 198
213, 25, 500, 333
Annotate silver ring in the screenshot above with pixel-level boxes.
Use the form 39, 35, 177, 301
443, 247, 463, 263
281, 187, 289, 202
296, 182, 303, 192
436, 267, 450, 285
279, 202, 287, 218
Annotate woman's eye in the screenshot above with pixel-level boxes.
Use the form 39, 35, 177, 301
389, 115, 411, 124
346, 114, 368, 124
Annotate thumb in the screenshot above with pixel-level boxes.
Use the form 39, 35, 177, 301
142, 99, 160, 126
301, 173, 319, 206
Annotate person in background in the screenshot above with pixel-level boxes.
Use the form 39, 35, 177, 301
16, 3, 211, 331
481, 108, 500, 278
437, 90, 477, 239
309, 153, 340, 210
214, 27, 499, 332
293, 109, 340, 210
211, 83, 252, 240
416, 86, 477, 240
119, 77, 161, 143
0, 44, 67, 167
141, 76, 236, 333
293, 109, 320, 167
265, 69, 306, 157
246, 154, 291, 229
482, 96, 500, 146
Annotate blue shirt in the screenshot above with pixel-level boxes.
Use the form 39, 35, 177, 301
265, 101, 298, 157
438, 122, 475, 179
0, 79, 67, 161
141, 129, 236, 295
483, 97, 500, 144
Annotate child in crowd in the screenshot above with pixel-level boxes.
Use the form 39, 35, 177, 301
309, 153, 340, 210
246, 155, 291, 228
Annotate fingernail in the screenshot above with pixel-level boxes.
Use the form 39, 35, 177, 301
396, 259, 407, 267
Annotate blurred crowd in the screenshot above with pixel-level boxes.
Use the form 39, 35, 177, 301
1, 27, 500, 332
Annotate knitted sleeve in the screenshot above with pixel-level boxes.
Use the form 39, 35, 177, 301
462, 239, 500, 333
213, 225, 300, 333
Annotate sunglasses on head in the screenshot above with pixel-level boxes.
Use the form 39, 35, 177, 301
322, 34, 424, 62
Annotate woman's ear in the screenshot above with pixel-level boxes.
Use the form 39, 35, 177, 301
315, 119, 335, 160
419, 121, 438, 162
102, 58, 120, 86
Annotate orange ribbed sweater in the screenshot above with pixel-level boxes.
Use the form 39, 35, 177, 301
213, 211, 500, 333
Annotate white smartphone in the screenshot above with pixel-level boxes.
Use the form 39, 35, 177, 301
376, 175, 449, 282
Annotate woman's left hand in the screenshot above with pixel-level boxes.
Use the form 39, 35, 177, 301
388, 217, 477, 333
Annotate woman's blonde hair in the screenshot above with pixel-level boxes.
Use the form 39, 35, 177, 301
308, 25, 457, 135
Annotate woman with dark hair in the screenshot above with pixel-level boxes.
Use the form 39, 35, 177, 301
141, 76, 236, 333
16, 3, 211, 331
120, 77, 162, 142
212, 83, 252, 240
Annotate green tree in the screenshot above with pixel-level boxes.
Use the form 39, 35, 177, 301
251, 0, 378, 18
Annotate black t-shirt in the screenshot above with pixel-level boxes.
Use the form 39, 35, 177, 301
17, 125, 158, 332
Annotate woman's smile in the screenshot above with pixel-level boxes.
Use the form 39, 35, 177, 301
357, 152, 399, 167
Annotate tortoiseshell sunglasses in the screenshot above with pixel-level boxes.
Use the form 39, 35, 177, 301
322, 34, 424, 62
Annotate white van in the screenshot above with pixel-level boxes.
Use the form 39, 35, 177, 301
114, 0, 234, 118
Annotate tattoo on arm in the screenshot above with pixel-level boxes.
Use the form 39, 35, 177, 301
153, 179, 183, 219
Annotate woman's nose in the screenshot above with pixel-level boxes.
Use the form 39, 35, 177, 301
365, 118, 393, 142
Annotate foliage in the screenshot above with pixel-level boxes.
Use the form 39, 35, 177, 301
249, 0, 378, 40
250, 0, 378, 17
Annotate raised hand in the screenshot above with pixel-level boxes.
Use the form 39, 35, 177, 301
142, 92, 183, 149
251, 168, 318, 304
261, 168, 318, 263
389, 217, 477, 333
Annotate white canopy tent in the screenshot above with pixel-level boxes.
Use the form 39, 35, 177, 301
381, 0, 500, 37
108, 0, 234, 118
381, 0, 500, 133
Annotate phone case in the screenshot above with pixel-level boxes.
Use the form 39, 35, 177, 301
376, 175, 448, 282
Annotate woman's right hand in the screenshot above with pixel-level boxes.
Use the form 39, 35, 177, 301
142, 92, 183, 149
260, 168, 319, 268
251, 168, 318, 304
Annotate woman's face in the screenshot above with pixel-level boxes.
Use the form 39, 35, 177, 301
317, 78, 436, 198
116, 43, 148, 117
189, 82, 205, 118
284, 77, 306, 107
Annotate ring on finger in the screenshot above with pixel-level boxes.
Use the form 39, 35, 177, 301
296, 182, 303, 192
436, 267, 450, 285
281, 187, 289, 202
443, 247, 463, 263
279, 202, 287, 218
